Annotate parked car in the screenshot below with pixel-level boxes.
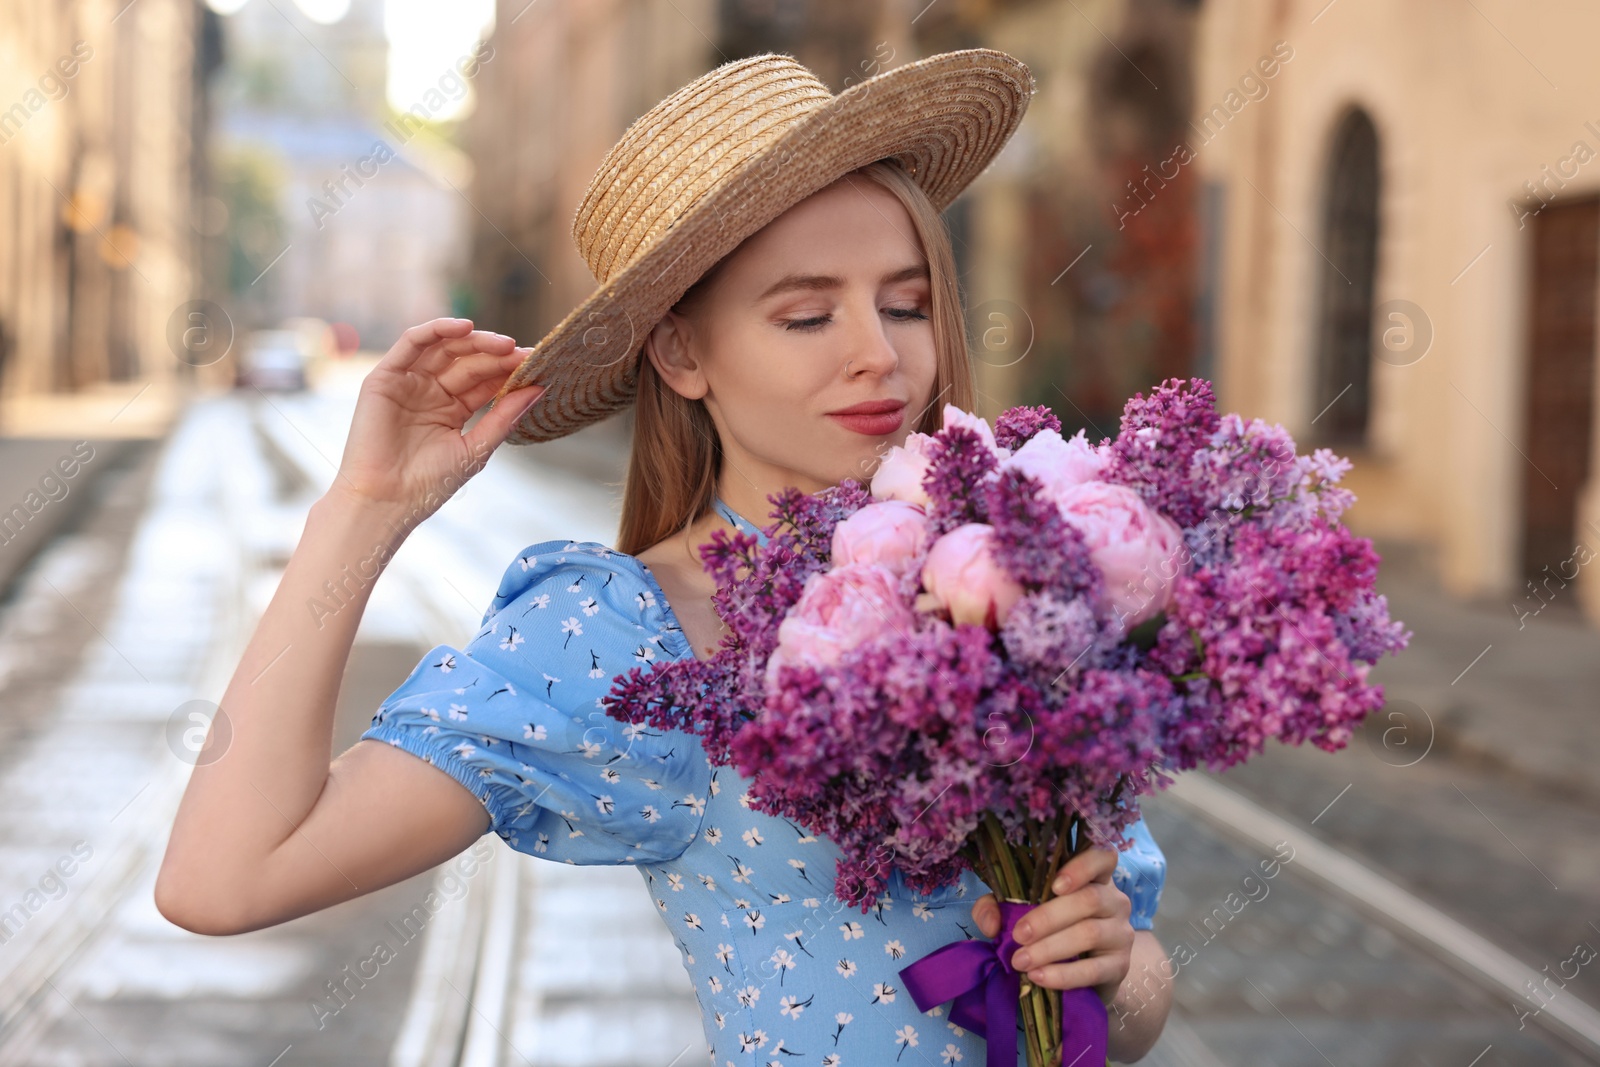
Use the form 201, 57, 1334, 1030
236, 330, 308, 392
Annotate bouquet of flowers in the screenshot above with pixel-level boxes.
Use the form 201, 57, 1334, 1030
602, 377, 1409, 1067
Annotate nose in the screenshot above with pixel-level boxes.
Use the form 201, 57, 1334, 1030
841, 296, 901, 378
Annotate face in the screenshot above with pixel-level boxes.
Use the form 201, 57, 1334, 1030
642, 171, 939, 525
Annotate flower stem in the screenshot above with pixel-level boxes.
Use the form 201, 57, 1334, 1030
1048, 807, 1073, 883
980, 812, 1025, 897
1027, 819, 1048, 902
975, 813, 1063, 1067
1018, 817, 1039, 890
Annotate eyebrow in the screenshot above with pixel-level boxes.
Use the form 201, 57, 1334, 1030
754, 263, 930, 303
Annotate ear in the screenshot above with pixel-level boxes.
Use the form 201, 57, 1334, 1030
642, 309, 708, 401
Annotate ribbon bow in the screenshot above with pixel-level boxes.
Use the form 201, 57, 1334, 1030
898, 900, 1108, 1067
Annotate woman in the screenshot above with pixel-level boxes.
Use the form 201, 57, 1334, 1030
156, 50, 1173, 1063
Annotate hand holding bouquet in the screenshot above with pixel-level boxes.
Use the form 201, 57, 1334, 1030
604, 378, 1410, 1066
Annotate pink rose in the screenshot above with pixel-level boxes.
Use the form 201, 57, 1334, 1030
766, 563, 915, 687
831, 500, 930, 579
999, 428, 1109, 505
870, 432, 938, 507
919, 523, 1025, 629
1052, 482, 1187, 626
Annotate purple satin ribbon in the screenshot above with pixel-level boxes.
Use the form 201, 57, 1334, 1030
898, 900, 1108, 1067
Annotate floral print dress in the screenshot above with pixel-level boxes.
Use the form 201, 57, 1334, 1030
360, 497, 1167, 1066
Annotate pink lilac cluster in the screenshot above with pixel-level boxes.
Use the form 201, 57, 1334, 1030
602, 379, 1411, 910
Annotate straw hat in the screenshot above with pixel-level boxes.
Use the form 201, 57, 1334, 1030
491, 47, 1036, 444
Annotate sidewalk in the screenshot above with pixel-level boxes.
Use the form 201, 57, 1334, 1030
1366, 538, 1600, 804
0, 376, 183, 603
0, 398, 252, 1049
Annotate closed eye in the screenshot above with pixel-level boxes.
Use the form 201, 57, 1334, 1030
784, 307, 929, 332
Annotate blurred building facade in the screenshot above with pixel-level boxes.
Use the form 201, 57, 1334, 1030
211, 0, 472, 349
1189, 0, 1600, 621
912, 0, 1204, 438
0, 0, 222, 420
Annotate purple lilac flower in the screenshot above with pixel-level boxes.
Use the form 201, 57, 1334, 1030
920, 425, 1000, 537
1189, 413, 1300, 520
993, 404, 1063, 451
984, 466, 1102, 604
998, 593, 1109, 681
1105, 377, 1221, 527
1335, 589, 1412, 664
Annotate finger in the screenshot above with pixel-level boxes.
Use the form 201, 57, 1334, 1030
463, 382, 545, 455
1053, 845, 1118, 896
1011, 916, 1130, 973
448, 349, 538, 417
379, 318, 475, 372
971, 894, 999, 939
1016, 883, 1128, 942
392, 334, 510, 387
1025, 948, 1131, 995
434, 349, 526, 397
454, 373, 515, 416
413, 330, 518, 377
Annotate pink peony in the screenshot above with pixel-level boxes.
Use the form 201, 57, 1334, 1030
918, 523, 1025, 629
999, 427, 1109, 506
830, 499, 930, 581
765, 563, 915, 688
870, 432, 938, 507
1052, 481, 1187, 626
939, 402, 1010, 459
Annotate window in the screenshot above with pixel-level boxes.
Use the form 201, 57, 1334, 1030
1311, 108, 1381, 445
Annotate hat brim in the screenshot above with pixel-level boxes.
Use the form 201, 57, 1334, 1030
491, 48, 1035, 444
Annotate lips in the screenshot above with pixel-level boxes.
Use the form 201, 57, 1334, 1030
829, 399, 906, 416
827, 400, 906, 436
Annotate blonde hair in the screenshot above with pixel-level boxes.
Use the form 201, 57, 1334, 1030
615, 158, 976, 557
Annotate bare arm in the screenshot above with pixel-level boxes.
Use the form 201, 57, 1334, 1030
1105, 930, 1173, 1061
154, 318, 545, 935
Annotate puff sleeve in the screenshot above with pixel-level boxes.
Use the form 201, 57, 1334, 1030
359, 540, 711, 865
1113, 816, 1166, 931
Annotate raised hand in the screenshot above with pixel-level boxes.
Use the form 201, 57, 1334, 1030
330, 317, 545, 526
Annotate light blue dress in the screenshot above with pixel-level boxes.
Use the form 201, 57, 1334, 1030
360, 496, 1166, 1065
